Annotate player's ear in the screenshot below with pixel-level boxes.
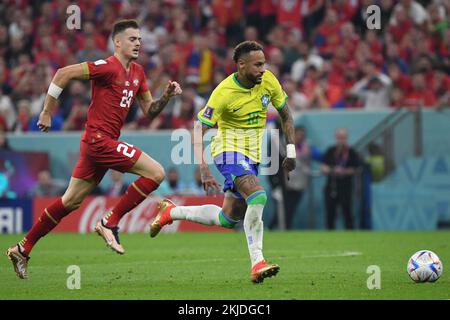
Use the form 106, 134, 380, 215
237, 58, 246, 70
113, 34, 121, 48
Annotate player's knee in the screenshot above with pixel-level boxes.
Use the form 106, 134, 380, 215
245, 189, 267, 206
142, 164, 165, 184
219, 210, 239, 229
229, 206, 246, 221
62, 196, 83, 211
152, 165, 165, 184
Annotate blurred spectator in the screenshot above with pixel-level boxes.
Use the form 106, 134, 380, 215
269, 124, 322, 230
140, 17, 167, 55
427, 3, 449, 41
383, 42, 409, 74
0, 159, 16, 199
402, 71, 437, 108
76, 36, 105, 62
0, 88, 14, 130
434, 66, 450, 107
390, 0, 429, 27
29, 170, 66, 197
366, 142, 386, 182
166, 167, 186, 195
314, 8, 342, 58
282, 77, 309, 113
186, 35, 216, 95
279, 126, 313, 229
13, 99, 32, 132
0, 0, 447, 133
386, 62, 411, 92
0, 130, 11, 150
184, 167, 205, 195
390, 86, 406, 108
321, 128, 361, 230
169, 94, 195, 129
290, 42, 323, 83
350, 60, 392, 110
103, 170, 128, 197
60, 80, 89, 120
62, 102, 88, 131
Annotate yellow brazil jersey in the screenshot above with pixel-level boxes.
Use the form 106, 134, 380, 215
197, 70, 288, 163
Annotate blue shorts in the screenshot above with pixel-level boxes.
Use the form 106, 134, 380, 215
214, 152, 259, 199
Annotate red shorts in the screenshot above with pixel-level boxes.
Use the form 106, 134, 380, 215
72, 130, 143, 183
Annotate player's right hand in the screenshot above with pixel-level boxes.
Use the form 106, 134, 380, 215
165, 80, 182, 98
200, 165, 221, 194
37, 110, 52, 132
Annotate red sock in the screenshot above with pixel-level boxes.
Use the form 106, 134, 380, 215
19, 198, 71, 256
103, 177, 159, 228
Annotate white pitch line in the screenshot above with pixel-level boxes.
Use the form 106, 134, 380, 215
28, 251, 363, 269
302, 251, 363, 258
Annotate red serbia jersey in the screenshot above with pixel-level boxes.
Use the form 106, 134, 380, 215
80, 55, 149, 140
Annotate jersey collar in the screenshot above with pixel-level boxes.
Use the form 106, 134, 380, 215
232, 73, 253, 90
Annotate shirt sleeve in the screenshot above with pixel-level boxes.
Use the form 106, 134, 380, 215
197, 88, 225, 127
266, 70, 288, 111
80, 59, 115, 84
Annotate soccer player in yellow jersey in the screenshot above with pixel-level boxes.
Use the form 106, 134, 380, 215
150, 41, 296, 283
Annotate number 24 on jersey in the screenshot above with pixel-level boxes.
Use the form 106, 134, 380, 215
120, 90, 133, 108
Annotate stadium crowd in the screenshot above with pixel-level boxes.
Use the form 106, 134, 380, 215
0, 0, 449, 133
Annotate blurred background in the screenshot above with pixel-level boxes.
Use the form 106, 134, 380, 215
1, 0, 450, 233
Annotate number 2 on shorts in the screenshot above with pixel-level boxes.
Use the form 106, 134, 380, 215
117, 142, 136, 158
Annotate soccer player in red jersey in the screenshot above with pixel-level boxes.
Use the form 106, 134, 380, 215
6, 20, 182, 279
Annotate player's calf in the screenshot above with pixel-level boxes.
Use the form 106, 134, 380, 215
151, 200, 241, 237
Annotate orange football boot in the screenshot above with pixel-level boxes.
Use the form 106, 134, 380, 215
250, 260, 280, 283
150, 199, 176, 238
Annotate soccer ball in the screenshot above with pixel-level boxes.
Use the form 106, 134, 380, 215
407, 250, 443, 283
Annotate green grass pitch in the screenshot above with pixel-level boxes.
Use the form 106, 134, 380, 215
0, 231, 449, 300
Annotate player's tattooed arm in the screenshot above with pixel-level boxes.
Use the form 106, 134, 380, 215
278, 103, 296, 173
278, 104, 295, 145
193, 121, 221, 193
193, 121, 212, 168
144, 81, 182, 119
146, 94, 170, 119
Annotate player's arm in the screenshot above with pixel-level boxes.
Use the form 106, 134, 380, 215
278, 103, 297, 175
193, 120, 221, 193
38, 63, 88, 132
137, 81, 182, 120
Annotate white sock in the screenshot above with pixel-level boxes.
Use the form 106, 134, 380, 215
170, 205, 222, 226
243, 204, 265, 267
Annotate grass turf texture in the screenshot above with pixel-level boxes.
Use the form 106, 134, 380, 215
0, 231, 449, 300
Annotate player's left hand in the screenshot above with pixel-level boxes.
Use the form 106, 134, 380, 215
164, 81, 182, 97
282, 157, 296, 180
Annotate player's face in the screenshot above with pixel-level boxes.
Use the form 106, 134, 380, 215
335, 129, 348, 147
115, 28, 141, 60
242, 50, 266, 85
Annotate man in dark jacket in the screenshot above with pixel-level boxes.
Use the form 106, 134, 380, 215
321, 128, 360, 229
